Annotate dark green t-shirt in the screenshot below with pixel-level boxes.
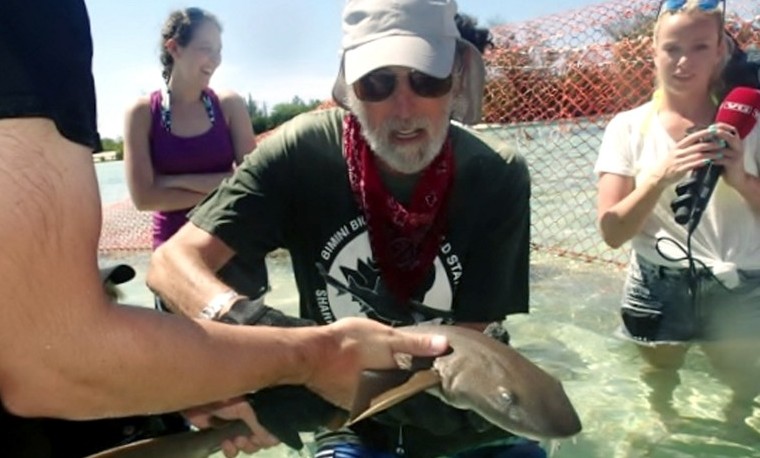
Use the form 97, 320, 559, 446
191, 108, 530, 325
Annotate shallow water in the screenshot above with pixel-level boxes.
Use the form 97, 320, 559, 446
93, 139, 760, 457
100, 249, 760, 458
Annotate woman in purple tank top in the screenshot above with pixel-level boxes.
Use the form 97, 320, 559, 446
124, 8, 269, 310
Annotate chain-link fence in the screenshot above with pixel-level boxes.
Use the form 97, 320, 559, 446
480, 0, 759, 266
99, 0, 760, 267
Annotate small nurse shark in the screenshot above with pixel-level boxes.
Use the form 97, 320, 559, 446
349, 325, 582, 439
87, 324, 581, 458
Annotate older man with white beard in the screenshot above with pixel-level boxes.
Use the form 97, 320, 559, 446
148, 0, 536, 456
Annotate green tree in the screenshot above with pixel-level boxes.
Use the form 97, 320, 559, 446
268, 96, 321, 127
100, 137, 124, 160
247, 94, 271, 133
246, 94, 321, 133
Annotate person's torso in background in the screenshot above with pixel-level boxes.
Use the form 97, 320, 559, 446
148, 88, 235, 248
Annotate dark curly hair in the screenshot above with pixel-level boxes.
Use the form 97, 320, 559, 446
455, 13, 494, 54
159, 7, 222, 83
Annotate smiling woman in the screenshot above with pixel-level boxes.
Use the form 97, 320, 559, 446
122, 6, 269, 313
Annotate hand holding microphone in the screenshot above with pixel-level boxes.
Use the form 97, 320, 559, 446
670, 87, 760, 233
670, 124, 730, 226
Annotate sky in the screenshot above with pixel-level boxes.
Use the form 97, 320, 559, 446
85, 0, 607, 138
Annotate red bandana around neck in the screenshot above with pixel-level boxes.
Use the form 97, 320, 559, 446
342, 114, 455, 305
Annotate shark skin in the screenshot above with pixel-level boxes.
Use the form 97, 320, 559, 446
87, 324, 581, 458
376, 325, 582, 439
85, 420, 249, 458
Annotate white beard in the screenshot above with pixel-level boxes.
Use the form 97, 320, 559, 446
347, 92, 453, 174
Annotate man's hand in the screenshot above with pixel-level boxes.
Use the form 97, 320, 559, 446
183, 397, 279, 458
369, 323, 510, 435
244, 386, 347, 450
306, 318, 449, 410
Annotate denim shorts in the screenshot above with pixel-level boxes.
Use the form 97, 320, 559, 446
0, 0, 100, 150
619, 255, 760, 344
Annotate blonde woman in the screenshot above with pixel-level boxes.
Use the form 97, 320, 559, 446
596, 0, 760, 424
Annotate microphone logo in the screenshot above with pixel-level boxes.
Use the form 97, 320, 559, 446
720, 100, 760, 120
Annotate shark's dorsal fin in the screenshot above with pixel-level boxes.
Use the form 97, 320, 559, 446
347, 369, 441, 425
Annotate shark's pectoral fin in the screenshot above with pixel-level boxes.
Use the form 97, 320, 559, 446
347, 369, 441, 425
349, 369, 413, 421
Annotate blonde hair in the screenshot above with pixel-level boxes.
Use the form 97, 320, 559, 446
652, 0, 727, 99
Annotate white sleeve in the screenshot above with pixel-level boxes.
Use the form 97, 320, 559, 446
594, 112, 636, 177
744, 122, 760, 177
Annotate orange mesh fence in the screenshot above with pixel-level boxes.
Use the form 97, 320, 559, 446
99, 200, 152, 252
479, 0, 759, 266
99, 0, 760, 267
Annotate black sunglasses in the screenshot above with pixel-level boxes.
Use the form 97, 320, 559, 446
353, 68, 453, 103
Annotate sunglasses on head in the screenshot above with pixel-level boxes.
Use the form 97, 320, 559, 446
658, 0, 725, 16
353, 68, 453, 103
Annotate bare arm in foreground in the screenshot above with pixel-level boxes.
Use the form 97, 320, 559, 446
0, 120, 448, 419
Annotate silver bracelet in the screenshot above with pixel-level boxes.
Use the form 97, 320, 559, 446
199, 290, 242, 320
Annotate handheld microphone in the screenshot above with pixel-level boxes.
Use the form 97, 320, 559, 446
671, 87, 760, 233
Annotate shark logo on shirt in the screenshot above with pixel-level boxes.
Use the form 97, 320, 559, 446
316, 260, 449, 325
316, 226, 457, 324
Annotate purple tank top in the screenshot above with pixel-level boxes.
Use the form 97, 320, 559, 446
149, 88, 235, 248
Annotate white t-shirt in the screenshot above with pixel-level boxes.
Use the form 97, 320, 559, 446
594, 101, 760, 285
